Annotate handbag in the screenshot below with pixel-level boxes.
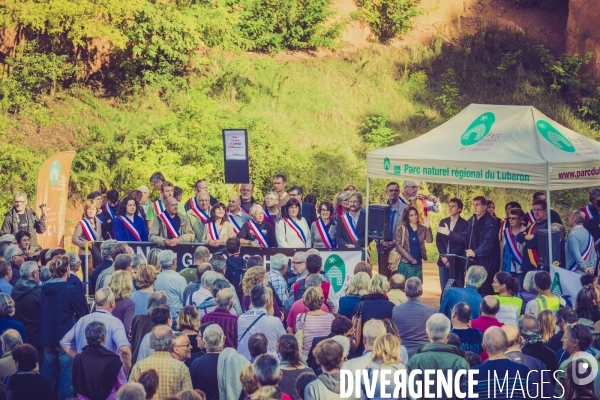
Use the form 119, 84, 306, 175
388, 226, 406, 273
349, 300, 364, 352
295, 313, 307, 349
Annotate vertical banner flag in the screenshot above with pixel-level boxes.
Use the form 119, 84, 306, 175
36, 151, 76, 248
550, 265, 581, 306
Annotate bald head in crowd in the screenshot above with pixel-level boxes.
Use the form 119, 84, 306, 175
215, 287, 234, 311
195, 262, 213, 282
501, 324, 521, 349
193, 246, 210, 264
390, 274, 406, 290
480, 295, 500, 317
95, 287, 116, 310
483, 326, 508, 358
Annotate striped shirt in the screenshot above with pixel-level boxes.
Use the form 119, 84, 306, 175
295, 313, 335, 358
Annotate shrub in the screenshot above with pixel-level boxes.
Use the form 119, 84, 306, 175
352, 0, 422, 43
236, 0, 343, 52
359, 115, 398, 148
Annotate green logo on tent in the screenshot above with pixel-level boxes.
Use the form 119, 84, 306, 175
536, 120, 576, 153
324, 254, 346, 293
49, 160, 60, 186
383, 157, 390, 171
461, 112, 496, 146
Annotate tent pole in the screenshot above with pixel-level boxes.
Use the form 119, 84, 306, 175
547, 190, 553, 267
456, 184, 460, 198
365, 177, 370, 262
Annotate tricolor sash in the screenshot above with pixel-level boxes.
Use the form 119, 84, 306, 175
240, 205, 250, 215
316, 218, 335, 248
526, 223, 538, 267
79, 219, 97, 241
525, 209, 536, 226
398, 196, 408, 205
159, 212, 181, 238
189, 197, 209, 224
119, 215, 141, 241
248, 220, 269, 248
103, 203, 116, 220
264, 208, 273, 221
153, 200, 166, 216
228, 214, 241, 235
207, 221, 219, 241
283, 218, 306, 244
569, 232, 594, 271
341, 212, 361, 242
583, 204, 597, 221
503, 228, 522, 266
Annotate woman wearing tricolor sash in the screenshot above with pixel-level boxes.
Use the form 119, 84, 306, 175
237, 204, 277, 248
500, 208, 526, 287
72, 200, 103, 256
310, 201, 337, 248
276, 199, 312, 248
201, 202, 235, 247
113, 196, 149, 242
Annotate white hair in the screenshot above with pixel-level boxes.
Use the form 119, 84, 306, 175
269, 254, 288, 272
426, 313, 451, 342
157, 250, 177, 270
20, 261, 38, 279
203, 324, 224, 352
201, 271, 220, 289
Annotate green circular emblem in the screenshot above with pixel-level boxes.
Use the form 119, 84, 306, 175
536, 120, 576, 152
324, 254, 346, 293
461, 112, 496, 146
383, 157, 391, 171
49, 160, 61, 186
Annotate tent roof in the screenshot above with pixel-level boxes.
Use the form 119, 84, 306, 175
366, 104, 600, 190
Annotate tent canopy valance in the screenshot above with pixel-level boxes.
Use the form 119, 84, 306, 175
366, 104, 600, 190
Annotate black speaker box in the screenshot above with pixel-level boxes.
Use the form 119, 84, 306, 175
368, 204, 391, 240
538, 229, 562, 267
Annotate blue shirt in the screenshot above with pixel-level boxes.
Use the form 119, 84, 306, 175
451, 327, 483, 354
60, 309, 129, 353
0, 279, 12, 296
153, 269, 187, 319
469, 358, 531, 399
408, 225, 421, 261
130, 290, 152, 316
440, 286, 482, 320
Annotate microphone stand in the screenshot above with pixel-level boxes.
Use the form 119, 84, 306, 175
440, 253, 474, 293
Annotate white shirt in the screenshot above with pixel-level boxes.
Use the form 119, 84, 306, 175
237, 308, 286, 361
276, 218, 312, 248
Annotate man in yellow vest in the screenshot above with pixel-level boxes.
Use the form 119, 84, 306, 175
524, 271, 565, 317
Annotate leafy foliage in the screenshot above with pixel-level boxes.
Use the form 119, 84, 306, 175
435, 69, 464, 118
352, 0, 422, 43
359, 115, 398, 148
236, 0, 343, 52
0, 41, 77, 113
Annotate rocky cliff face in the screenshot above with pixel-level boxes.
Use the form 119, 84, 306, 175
567, 0, 600, 79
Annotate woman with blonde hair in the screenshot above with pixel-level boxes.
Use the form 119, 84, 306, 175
349, 275, 395, 355
339, 272, 370, 318
108, 270, 135, 335
72, 199, 103, 256
365, 334, 407, 400
130, 264, 157, 316
240, 364, 259, 398
177, 305, 201, 353
241, 267, 283, 318
538, 309, 557, 344
296, 287, 335, 360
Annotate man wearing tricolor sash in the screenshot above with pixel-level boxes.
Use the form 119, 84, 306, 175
580, 188, 600, 221
185, 191, 211, 242
148, 197, 194, 247
227, 196, 251, 233
146, 181, 186, 230
184, 179, 218, 212
240, 183, 259, 214
566, 210, 597, 274
524, 192, 563, 228
99, 189, 120, 240
236, 204, 276, 248
335, 193, 366, 248
517, 199, 560, 273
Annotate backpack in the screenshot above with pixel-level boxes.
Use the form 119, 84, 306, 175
225, 258, 246, 301
294, 279, 330, 302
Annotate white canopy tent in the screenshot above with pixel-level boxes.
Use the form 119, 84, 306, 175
365, 104, 600, 265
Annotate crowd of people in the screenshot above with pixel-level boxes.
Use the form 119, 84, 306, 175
0, 173, 597, 399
